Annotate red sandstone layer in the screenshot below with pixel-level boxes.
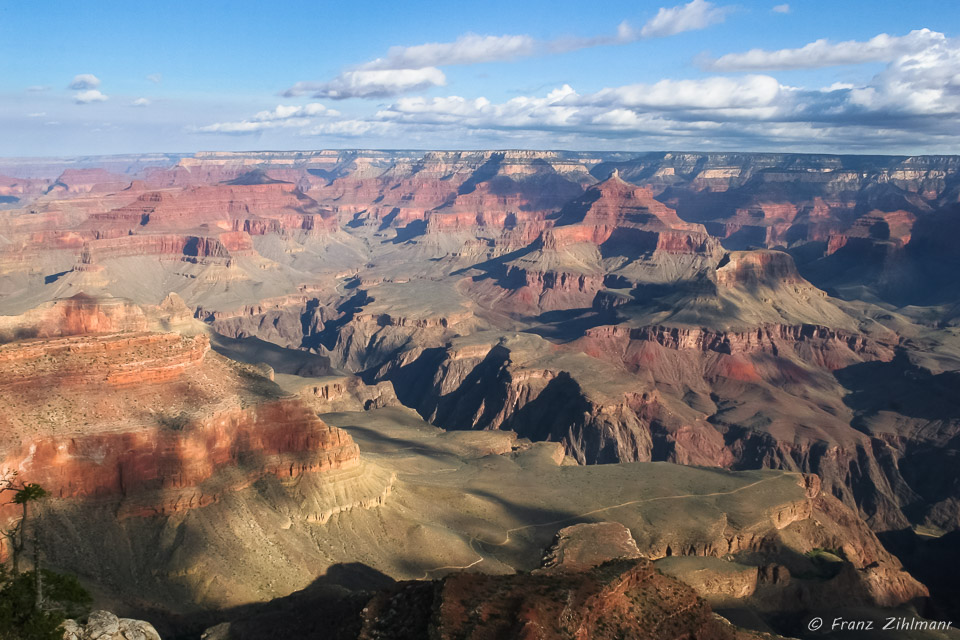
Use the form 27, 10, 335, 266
0, 293, 149, 339
0, 296, 361, 523
0, 331, 209, 388
2, 399, 358, 517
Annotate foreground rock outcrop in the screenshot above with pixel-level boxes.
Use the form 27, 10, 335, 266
62, 610, 161, 640
357, 559, 752, 640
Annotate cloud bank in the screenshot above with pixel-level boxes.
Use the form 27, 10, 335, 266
196, 103, 340, 133
284, 0, 731, 100
197, 25, 960, 153
706, 29, 944, 70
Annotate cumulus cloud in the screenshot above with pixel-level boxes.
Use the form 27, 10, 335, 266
371, 77, 784, 137
196, 102, 340, 134
283, 1, 732, 99
316, 35, 960, 151
375, 85, 589, 130
280, 34, 523, 99
200, 9, 958, 151
639, 0, 730, 38
583, 75, 781, 110
68, 74, 101, 90
283, 34, 535, 100
706, 28, 944, 70
74, 89, 108, 104
131, 97, 150, 107
772, 4, 790, 13
845, 36, 960, 116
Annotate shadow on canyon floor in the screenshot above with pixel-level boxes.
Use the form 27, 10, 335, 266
834, 352, 960, 421
154, 563, 393, 640
879, 529, 960, 624
525, 308, 617, 342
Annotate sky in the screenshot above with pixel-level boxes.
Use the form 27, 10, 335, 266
1, 0, 959, 157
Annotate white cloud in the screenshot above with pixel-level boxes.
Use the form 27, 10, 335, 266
196, 120, 305, 134
146, 73, 162, 84
283, 1, 733, 100
252, 103, 340, 120
322, 39, 960, 151
69, 74, 101, 90
382, 95, 494, 119
26, 85, 50, 93
282, 36, 532, 100
707, 28, 944, 70
369, 77, 786, 140
821, 82, 854, 92
280, 82, 317, 98
199, 10, 958, 151
131, 97, 151, 107
698, 30, 960, 126
772, 4, 790, 13
584, 75, 781, 110
196, 102, 340, 134
364, 33, 536, 70
284, 67, 447, 100
640, 0, 730, 38
846, 37, 960, 115
27, 112, 46, 118
590, 108, 648, 128
376, 85, 586, 130
74, 89, 108, 104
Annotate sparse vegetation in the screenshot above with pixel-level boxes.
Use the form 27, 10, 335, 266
0, 568, 91, 640
0, 474, 91, 639
157, 410, 191, 430
808, 546, 846, 560
797, 547, 847, 579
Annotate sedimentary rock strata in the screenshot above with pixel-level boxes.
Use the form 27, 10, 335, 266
0, 296, 360, 521
2, 149, 960, 634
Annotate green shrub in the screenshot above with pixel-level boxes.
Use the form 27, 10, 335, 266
0, 567, 92, 640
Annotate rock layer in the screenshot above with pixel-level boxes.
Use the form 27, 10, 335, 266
0, 296, 360, 522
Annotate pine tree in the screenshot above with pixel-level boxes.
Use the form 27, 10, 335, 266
12, 484, 48, 608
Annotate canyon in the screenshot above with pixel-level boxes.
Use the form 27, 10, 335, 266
1, 149, 959, 638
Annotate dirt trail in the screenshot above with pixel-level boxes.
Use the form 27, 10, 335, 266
419, 474, 786, 579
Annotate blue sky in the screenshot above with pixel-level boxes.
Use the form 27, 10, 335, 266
2, 0, 959, 156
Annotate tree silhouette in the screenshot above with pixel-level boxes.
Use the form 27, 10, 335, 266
13, 484, 48, 609
0, 473, 90, 639
0, 470, 23, 575
1, 476, 48, 605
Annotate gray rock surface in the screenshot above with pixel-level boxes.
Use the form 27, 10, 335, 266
61, 610, 161, 640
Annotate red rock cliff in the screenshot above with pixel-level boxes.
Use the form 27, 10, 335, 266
0, 297, 361, 524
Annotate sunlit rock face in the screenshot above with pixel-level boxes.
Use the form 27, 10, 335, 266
2, 149, 947, 537
2, 149, 960, 634
0, 295, 359, 521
